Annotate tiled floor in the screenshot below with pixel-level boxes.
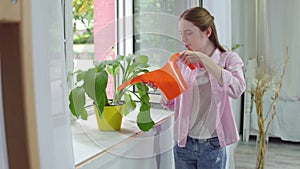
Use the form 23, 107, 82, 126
234, 137, 300, 169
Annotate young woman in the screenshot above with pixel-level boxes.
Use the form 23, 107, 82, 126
158, 7, 246, 169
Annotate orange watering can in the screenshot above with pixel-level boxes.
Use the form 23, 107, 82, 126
117, 53, 195, 101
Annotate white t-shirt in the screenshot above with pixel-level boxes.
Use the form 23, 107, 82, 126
188, 69, 217, 139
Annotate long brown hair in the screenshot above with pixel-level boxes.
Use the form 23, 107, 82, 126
180, 7, 226, 52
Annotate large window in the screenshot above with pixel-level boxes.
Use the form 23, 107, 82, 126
65, 0, 203, 166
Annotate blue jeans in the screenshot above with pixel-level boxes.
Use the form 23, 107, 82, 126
174, 136, 226, 169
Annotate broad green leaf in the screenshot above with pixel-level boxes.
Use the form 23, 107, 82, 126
76, 70, 85, 82
95, 70, 108, 92
103, 60, 115, 65
95, 62, 106, 70
107, 62, 120, 76
83, 68, 97, 100
94, 104, 103, 117
94, 70, 108, 114
137, 106, 154, 131
69, 86, 86, 119
81, 109, 88, 120
107, 66, 113, 75
125, 54, 133, 65
136, 90, 152, 131
116, 55, 124, 61
140, 63, 150, 68
127, 63, 149, 74
123, 94, 136, 116
134, 55, 148, 64
69, 92, 79, 118
112, 64, 119, 74
129, 68, 149, 79
123, 106, 129, 116
139, 101, 150, 112
136, 83, 150, 102
140, 94, 150, 103
136, 68, 149, 74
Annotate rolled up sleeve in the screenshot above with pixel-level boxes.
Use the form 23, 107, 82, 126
221, 53, 246, 99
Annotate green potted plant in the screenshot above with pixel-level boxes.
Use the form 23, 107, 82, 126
68, 54, 154, 132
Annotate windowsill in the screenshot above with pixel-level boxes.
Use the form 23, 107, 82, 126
71, 107, 174, 167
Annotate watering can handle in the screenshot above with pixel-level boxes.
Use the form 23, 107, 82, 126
171, 53, 195, 70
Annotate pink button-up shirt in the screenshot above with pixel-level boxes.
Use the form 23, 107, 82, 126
161, 49, 246, 147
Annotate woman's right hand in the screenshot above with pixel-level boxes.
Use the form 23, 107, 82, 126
143, 81, 170, 104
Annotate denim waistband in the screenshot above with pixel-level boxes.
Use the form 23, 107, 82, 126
187, 136, 218, 143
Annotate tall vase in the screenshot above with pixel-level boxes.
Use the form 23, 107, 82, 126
256, 132, 267, 169
255, 90, 267, 169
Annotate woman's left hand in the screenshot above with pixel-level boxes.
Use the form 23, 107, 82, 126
179, 50, 224, 85
178, 50, 207, 67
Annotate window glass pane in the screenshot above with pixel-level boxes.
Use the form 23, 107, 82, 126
134, 0, 185, 70
134, 0, 187, 96
72, 0, 95, 107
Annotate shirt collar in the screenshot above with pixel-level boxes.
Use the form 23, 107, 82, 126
210, 48, 221, 64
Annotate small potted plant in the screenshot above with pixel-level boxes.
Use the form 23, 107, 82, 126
68, 54, 154, 131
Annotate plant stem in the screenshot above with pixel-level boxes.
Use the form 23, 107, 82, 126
129, 90, 141, 100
